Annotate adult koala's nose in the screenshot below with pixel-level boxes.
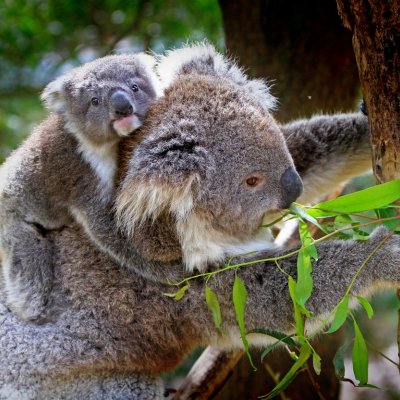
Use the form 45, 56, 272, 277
110, 91, 133, 117
279, 167, 303, 209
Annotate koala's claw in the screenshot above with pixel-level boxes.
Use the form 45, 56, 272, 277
360, 100, 368, 116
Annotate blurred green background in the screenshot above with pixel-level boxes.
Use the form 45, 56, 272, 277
0, 0, 223, 161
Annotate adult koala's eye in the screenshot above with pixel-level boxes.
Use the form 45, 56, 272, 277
131, 84, 139, 92
91, 97, 100, 106
244, 173, 265, 189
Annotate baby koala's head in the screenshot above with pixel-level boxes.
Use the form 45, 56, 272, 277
41, 54, 162, 145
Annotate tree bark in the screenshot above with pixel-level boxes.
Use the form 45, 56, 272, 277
171, 348, 244, 400
336, 0, 400, 374
218, 0, 359, 121
336, 1, 400, 183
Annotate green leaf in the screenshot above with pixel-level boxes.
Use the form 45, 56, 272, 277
375, 207, 400, 232
295, 250, 313, 307
289, 204, 326, 232
261, 341, 284, 361
255, 330, 296, 361
163, 284, 190, 301
312, 351, 321, 375
352, 229, 370, 241
294, 221, 316, 308
333, 343, 347, 380
356, 296, 374, 319
248, 328, 296, 347
298, 220, 318, 260
327, 295, 349, 333
205, 285, 223, 332
261, 344, 312, 399
352, 320, 369, 385
233, 274, 256, 369
308, 180, 400, 217
288, 277, 305, 343
357, 383, 381, 389
334, 214, 353, 230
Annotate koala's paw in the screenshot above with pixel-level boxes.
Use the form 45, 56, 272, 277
369, 226, 400, 283
5, 275, 52, 324
360, 100, 368, 116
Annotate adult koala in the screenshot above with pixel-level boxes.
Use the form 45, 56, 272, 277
0, 45, 399, 399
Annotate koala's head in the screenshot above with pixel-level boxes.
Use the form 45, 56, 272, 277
41, 54, 162, 146
116, 44, 303, 272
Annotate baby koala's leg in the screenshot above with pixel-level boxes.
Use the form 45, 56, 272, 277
2, 221, 54, 323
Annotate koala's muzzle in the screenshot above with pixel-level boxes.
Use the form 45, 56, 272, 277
279, 167, 303, 208
111, 91, 134, 117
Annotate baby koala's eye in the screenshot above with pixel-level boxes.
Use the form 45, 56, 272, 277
131, 84, 139, 92
91, 97, 100, 106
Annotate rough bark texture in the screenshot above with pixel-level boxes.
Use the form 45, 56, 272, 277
336, 0, 400, 183
219, 0, 359, 121
337, 0, 400, 377
171, 348, 244, 400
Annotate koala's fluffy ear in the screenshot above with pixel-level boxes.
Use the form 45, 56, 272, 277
41, 75, 70, 113
115, 121, 209, 235
157, 43, 277, 111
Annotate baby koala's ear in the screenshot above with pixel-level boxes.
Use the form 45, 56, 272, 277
41, 75, 70, 113
134, 52, 164, 97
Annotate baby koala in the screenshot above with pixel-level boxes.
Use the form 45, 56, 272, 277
0, 54, 161, 322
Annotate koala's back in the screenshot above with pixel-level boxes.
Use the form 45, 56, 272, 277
0, 113, 90, 228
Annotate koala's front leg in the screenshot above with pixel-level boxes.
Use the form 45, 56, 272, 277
69, 190, 185, 283
281, 112, 370, 204
202, 228, 400, 346
2, 220, 54, 323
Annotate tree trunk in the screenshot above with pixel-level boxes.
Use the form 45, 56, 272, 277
218, 0, 359, 121
336, 0, 400, 373
336, 1, 400, 183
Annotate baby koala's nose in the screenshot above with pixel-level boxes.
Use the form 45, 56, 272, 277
111, 91, 133, 117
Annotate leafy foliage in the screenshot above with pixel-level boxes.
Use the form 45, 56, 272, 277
0, 0, 223, 92
168, 179, 400, 398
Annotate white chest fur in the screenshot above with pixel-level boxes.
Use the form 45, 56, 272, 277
79, 140, 118, 197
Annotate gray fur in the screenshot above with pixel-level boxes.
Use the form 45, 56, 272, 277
1, 44, 398, 398
115, 44, 371, 279
0, 53, 161, 322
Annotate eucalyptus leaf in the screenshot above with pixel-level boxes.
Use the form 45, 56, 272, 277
163, 284, 190, 301
205, 285, 223, 332
333, 343, 347, 380
290, 204, 326, 232
233, 274, 256, 369
352, 320, 369, 385
260, 341, 282, 361
261, 344, 312, 399
312, 351, 321, 375
327, 295, 349, 333
356, 296, 374, 319
298, 220, 318, 260
308, 180, 400, 217
249, 328, 296, 347
375, 207, 400, 232
288, 277, 305, 343
295, 250, 313, 307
